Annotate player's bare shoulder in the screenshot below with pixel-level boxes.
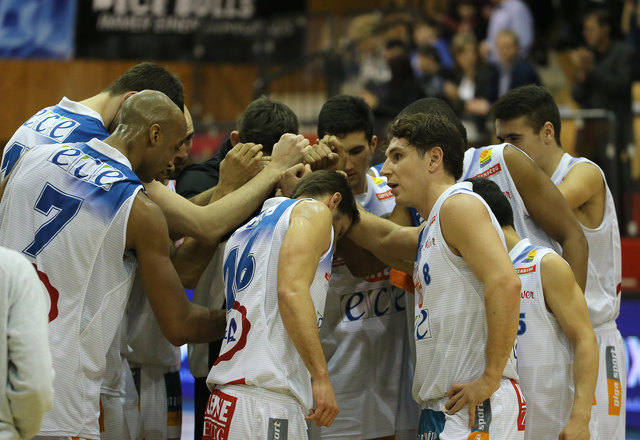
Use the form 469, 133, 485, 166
290, 199, 332, 225
125, 191, 169, 249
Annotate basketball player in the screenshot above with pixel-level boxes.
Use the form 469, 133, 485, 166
203, 170, 359, 439
347, 113, 524, 439
493, 84, 625, 439
309, 94, 417, 440
0, 90, 240, 439
371, 98, 588, 295
0, 246, 54, 439
470, 177, 599, 440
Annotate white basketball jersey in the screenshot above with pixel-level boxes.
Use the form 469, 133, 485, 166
462, 144, 561, 253
207, 197, 334, 413
413, 182, 518, 408
315, 174, 407, 437
510, 239, 575, 439
551, 153, 622, 328
0, 139, 142, 438
1, 97, 110, 180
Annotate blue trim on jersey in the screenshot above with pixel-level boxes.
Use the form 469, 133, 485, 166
371, 162, 384, 175
462, 148, 484, 180
23, 104, 110, 143
409, 207, 424, 226
48, 142, 143, 219
418, 409, 446, 438
512, 244, 536, 264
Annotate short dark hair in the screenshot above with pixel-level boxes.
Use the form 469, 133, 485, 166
417, 45, 441, 63
104, 62, 184, 111
238, 96, 299, 154
585, 7, 612, 28
291, 170, 360, 224
317, 95, 374, 143
467, 177, 514, 228
492, 85, 562, 146
398, 97, 468, 147
388, 113, 465, 179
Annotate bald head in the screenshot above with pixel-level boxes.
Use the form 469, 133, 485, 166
114, 90, 187, 182
397, 98, 468, 147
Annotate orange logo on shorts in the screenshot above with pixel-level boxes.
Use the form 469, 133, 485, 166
468, 432, 489, 440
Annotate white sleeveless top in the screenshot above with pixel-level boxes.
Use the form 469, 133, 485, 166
207, 197, 334, 413
510, 239, 575, 439
1, 97, 110, 180
550, 153, 622, 329
413, 182, 518, 408
318, 174, 407, 436
462, 143, 561, 253
0, 139, 142, 438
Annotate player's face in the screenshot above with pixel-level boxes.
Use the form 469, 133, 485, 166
381, 137, 427, 207
169, 113, 194, 179
495, 116, 545, 162
155, 119, 187, 182
332, 131, 375, 195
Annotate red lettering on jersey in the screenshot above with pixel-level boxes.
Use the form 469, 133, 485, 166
616, 283, 622, 296
203, 389, 238, 440
332, 256, 346, 267
472, 163, 502, 179
33, 264, 59, 322
520, 290, 534, 299
325, 272, 331, 282
376, 190, 394, 201
516, 265, 536, 275
510, 379, 527, 431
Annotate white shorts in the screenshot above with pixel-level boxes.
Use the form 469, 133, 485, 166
592, 326, 626, 440
203, 384, 308, 440
418, 379, 526, 440
131, 363, 182, 440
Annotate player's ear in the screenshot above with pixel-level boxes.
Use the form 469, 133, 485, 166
149, 123, 161, 146
328, 192, 343, 210
369, 135, 378, 153
230, 131, 240, 146
121, 91, 137, 104
428, 146, 444, 171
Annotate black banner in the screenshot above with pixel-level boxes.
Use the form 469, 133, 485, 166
75, 0, 307, 63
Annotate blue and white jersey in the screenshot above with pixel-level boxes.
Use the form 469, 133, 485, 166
0, 138, 143, 439
510, 239, 581, 439
1, 97, 110, 180
207, 197, 334, 413
412, 182, 518, 408
461, 143, 561, 253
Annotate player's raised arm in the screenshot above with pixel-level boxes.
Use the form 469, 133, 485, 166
277, 200, 339, 428
146, 133, 309, 245
127, 193, 226, 346
443, 194, 521, 426
504, 146, 589, 290
347, 207, 421, 274
540, 253, 598, 439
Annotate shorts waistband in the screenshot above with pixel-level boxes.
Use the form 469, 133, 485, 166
215, 384, 301, 408
419, 377, 517, 411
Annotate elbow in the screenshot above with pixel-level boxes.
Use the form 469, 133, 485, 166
167, 331, 188, 347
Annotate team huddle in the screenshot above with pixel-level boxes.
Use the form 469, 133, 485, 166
0, 62, 625, 440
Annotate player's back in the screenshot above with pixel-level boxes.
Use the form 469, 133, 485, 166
510, 239, 575, 439
0, 139, 143, 438
461, 143, 561, 253
207, 197, 333, 414
551, 153, 621, 328
413, 182, 518, 408
1, 98, 110, 180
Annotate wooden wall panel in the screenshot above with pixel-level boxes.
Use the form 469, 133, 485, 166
0, 60, 257, 144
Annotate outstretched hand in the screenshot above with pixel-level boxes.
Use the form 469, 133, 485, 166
270, 133, 310, 170
218, 142, 263, 193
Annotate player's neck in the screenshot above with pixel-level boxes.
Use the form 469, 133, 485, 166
502, 226, 521, 252
539, 145, 565, 178
78, 92, 121, 132
416, 178, 456, 219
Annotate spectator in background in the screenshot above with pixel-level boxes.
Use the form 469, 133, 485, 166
571, 7, 635, 235
415, 46, 452, 100
622, 0, 640, 80
0, 246, 53, 440
481, 0, 534, 63
444, 32, 493, 144
363, 40, 425, 141
439, 0, 489, 42
411, 18, 454, 73
487, 29, 541, 102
